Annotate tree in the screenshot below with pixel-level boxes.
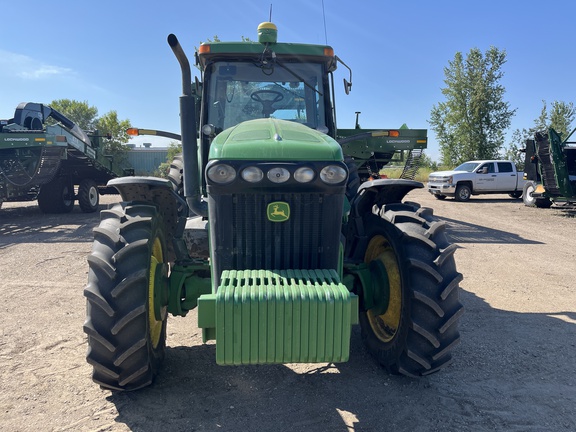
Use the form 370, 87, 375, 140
429, 47, 516, 166
49, 99, 98, 130
49, 99, 132, 163
505, 100, 575, 169
156, 141, 182, 178
95, 110, 132, 161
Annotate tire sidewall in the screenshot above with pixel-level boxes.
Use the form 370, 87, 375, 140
358, 212, 411, 369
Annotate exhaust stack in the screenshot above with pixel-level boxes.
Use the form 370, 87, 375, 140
168, 34, 208, 217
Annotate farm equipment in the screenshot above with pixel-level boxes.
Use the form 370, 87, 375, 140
0, 103, 132, 212
522, 128, 576, 208
84, 22, 463, 391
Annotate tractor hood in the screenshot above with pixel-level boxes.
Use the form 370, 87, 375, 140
208, 118, 343, 161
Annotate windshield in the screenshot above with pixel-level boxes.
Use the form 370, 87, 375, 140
453, 162, 480, 172
205, 61, 327, 132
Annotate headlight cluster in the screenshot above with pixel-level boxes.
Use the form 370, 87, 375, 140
207, 163, 347, 185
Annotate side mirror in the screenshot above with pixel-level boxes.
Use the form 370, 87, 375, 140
343, 78, 352, 95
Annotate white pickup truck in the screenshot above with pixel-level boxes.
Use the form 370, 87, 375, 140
427, 160, 526, 201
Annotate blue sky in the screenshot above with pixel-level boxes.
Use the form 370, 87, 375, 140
1, 0, 574, 161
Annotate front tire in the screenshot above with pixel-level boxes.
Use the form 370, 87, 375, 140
454, 184, 471, 202
84, 203, 168, 391
358, 204, 463, 376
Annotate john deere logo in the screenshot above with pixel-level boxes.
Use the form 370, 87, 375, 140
267, 201, 290, 222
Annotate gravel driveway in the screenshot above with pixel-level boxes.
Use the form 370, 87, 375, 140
0, 188, 574, 431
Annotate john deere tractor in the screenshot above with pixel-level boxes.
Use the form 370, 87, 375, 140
84, 23, 463, 391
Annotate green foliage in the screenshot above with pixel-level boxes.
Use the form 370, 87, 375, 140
95, 111, 132, 162
49, 99, 98, 130
430, 47, 516, 166
49, 99, 132, 164
156, 141, 183, 178
505, 100, 575, 170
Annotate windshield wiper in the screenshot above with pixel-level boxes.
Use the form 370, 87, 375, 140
257, 48, 322, 96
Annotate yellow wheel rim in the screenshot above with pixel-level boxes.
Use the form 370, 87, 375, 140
148, 237, 164, 349
364, 234, 402, 343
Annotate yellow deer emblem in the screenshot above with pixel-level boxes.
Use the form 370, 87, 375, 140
267, 201, 290, 222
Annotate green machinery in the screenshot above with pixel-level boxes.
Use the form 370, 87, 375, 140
522, 128, 576, 208
84, 22, 463, 391
0, 103, 132, 213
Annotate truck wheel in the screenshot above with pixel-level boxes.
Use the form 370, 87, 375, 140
358, 205, 463, 376
454, 184, 471, 202
84, 203, 168, 391
78, 179, 100, 213
168, 154, 184, 197
37, 177, 75, 213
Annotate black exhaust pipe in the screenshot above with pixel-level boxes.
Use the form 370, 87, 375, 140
168, 34, 208, 217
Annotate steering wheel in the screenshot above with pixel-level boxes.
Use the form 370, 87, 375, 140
250, 90, 284, 118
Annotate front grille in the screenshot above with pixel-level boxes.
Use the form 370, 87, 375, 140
209, 192, 344, 286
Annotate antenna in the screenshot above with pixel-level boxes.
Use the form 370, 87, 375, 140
322, 0, 328, 44
269, 4, 273, 21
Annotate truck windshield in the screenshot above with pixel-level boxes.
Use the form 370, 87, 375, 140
205, 61, 327, 132
453, 162, 480, 172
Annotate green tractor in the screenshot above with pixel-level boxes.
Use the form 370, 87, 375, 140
84, 22, 463, 391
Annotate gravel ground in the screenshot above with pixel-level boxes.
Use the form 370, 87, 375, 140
0, 188, 575, 432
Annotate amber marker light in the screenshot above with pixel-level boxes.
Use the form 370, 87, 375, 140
324, 47, 334, 57
126, 128, 140, 136
389, 130, 400, 137
199, 44, 211, 54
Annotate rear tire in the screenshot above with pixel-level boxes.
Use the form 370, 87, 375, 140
358, 204, 463, 376
84, 203, 168, 391
78, 179, 100, 213
345, 155, 361, 202
37, 177, 74, 213
168, 154, 184, 197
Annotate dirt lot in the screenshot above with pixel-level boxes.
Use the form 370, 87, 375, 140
0, 188, 575, 432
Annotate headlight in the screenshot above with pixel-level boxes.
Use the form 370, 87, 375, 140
320, 165, 347, 184
294, 167, 315, 183
241, 166, 264, 182
267, 167, 290, 183
207, 164, 236, 184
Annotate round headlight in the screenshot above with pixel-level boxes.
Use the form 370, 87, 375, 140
294, 167, 315, 183
207, 164, 236, 184
320, 165, 347, 184
267, 167, 290, 183
241, 166, 264, 182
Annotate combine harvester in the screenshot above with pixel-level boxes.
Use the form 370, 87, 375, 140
0, 102, 133, 213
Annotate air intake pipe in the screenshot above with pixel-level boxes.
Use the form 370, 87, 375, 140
168, 34, 208, 217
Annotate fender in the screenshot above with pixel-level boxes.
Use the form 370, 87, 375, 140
107, 176, 190, 262
344, 179, 423, 260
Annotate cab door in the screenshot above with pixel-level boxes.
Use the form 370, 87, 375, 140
474, 162, 496, 191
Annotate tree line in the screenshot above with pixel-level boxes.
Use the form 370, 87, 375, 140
429, 47, 574, 168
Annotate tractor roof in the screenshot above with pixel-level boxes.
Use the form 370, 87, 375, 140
197, 22, 337, 72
